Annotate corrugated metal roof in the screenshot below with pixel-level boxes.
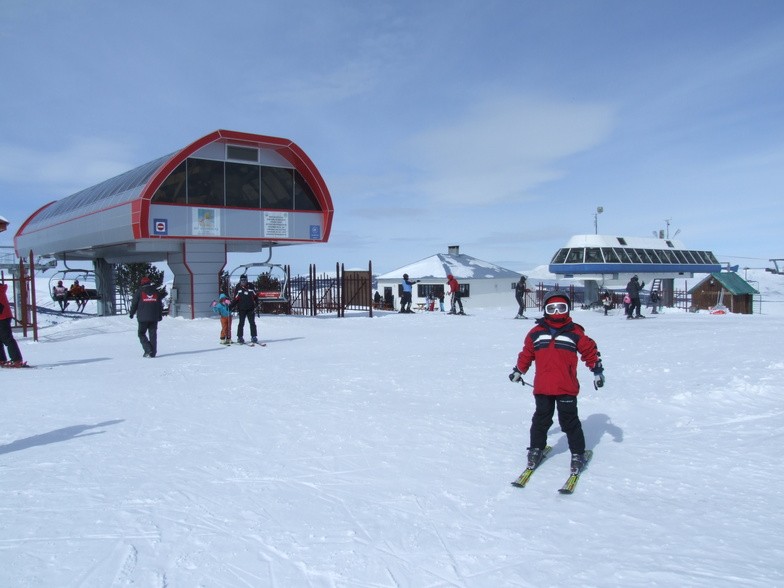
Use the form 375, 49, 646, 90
689, 272, 759, 295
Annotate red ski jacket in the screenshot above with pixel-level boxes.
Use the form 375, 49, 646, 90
515, 316, 601, 396
0, 283, 12, 320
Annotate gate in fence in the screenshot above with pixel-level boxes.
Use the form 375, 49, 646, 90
277, 262, 374, 317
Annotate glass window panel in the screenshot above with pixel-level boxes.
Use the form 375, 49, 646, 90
187, 158, 225, 206
152, 161, 187, 203
602, 248, 620, 263
626, 249, 642, 263
565, 248, 584, 263
661, 249, 677, 263
681, 250, 697, 263
294, 170, 321, 211
615, 248, 633, 263
551, 249, 569, 263
673, 250, 689, 263
261, 166, 294, 209
225, 162, 260, 208
635, 249, 652, 263
705, 251, 719, 264
585, 248, 603, 262
645, 249, 661, 263
227, 145, 258, 162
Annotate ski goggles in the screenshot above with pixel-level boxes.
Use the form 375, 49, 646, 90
544, 302, 569, 314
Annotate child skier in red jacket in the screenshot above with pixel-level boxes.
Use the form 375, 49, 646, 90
509, 290, 605, 473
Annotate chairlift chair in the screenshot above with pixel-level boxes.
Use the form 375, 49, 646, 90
48, 267, 100, 308
228, 262, 289, 303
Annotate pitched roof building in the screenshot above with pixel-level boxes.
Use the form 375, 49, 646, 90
376, 246, 522, 311
688, 272, 759, 314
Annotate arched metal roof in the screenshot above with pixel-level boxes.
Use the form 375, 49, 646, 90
15, 130, 333, 262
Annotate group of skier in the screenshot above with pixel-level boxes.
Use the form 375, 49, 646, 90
210, 274, 259, 345
398, 273, 465, 315
126, 273, 263, 359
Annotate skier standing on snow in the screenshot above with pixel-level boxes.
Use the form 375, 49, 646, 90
514, 275, 528, 319
212, 293, 233, 344
447, 274, 464, 315
0, 282, 25, 367
129, 276, 164, 358
508, 290, 605, 474
232, 274, 258, 344
399, 273, 418, 313
625, 275, 645, 319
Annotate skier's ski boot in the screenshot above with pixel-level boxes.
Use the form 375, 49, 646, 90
3, 360, 27, 368
526, 447, 545, 469
251, 336, 258, 344
237, 337, 245, 344
570, 453, 587, 474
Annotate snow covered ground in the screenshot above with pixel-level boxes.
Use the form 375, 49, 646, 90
1, 270, 783, 587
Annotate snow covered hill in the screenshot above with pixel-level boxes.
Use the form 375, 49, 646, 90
1, 270, 783, 586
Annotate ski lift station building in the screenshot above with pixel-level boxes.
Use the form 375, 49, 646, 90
14, 130, 334, 318
549, 234, 721, 304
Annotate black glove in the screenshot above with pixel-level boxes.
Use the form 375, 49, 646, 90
592, 361, 605, 389
129, 314, 134, 319
508, 367, 524, 384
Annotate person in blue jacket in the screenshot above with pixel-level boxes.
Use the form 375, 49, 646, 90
399, 273, 418, 313
212, 293, 233, 344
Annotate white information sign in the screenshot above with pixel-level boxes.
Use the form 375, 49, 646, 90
264, 211, 289, 238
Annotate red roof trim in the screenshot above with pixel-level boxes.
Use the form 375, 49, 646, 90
13, 201, 57, 254
136, 130, 333, 240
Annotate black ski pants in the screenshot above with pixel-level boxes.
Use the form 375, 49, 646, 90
515, 292, 526, 316
236, 309, 257, 339
0, 318, 23, 362
137, 321, 158, 357
400, 291, 412, 312
529, 393, 585, 454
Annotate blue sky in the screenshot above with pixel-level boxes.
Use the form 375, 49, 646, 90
1, 0, 783, 275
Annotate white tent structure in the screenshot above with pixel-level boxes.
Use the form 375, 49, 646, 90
376, 246, 522, 311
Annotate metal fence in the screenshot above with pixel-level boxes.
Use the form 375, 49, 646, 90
279, 263, 374, 317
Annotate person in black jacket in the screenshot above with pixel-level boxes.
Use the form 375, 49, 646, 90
514, 275, 528, 319
129, 276, 164, 357
625, 275, 646, 319
232, 274, 259, 344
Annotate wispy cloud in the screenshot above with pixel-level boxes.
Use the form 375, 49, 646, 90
407, 95, 615, 205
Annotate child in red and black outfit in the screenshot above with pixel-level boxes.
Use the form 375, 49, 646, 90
509, 290, 605, 473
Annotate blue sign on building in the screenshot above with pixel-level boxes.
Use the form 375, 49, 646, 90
309, 225, 321, 240
153, 219, 168, 236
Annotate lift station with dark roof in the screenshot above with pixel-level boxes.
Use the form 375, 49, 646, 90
14, 130, 334, 318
